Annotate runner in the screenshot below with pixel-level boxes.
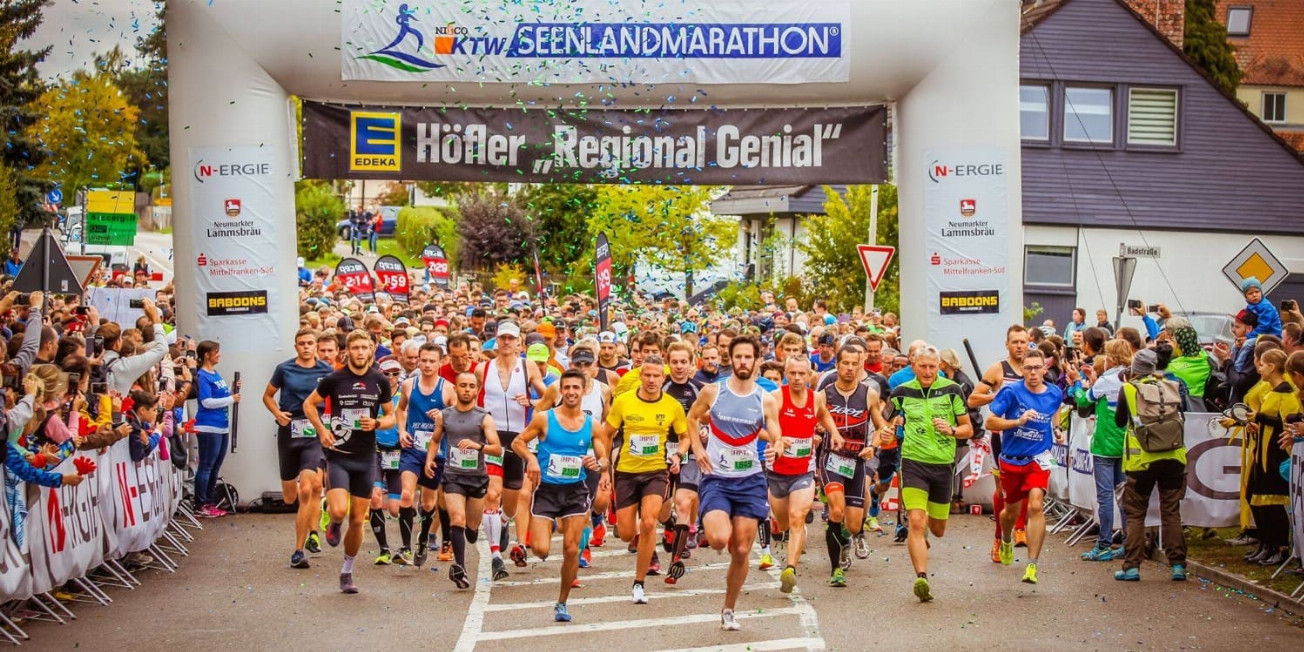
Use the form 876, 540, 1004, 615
475, 321, 546, 580
427, 370, 501, 589
397, 341, 455, 567
303, 329, 397, 594
263, 327, 334, 569
685, 335, 783, 631
598, 354, 689, 602
767, 356, 844, 593
662, 341, 704, 583
967, 325, 1030, 561
818, 347, 885, 586
370, 358, 407, 565
888, 344, 972, 602
984, 349, 1063, 584
514, 369, 608, 623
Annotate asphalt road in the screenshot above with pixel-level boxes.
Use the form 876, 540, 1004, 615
22, 510, 1304, 651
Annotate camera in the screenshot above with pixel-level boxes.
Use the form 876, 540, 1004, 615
89, 336, 104, 358
13, 295, 29, 307
91, 380, 108, 395
129, 299, 145, 309
75, 306, 89, 316
1281, 299, 1297, 312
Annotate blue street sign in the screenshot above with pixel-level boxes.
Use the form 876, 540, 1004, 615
47, 188, 63, 205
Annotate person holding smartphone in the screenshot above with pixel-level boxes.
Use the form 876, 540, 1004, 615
194, 340, 240, 518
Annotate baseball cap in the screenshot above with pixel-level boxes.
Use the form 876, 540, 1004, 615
818, 332, 836, 346
570, 347, 596, 364
433, 318, 450, 329
537, 322, 557, 338
525, 332, 546, 346
394, 316, 411, 326
379, 359, 403, 373
526, 343, 550, 362
1235, 309, 1259, 327
497, 321, 521, 338
598, 331, 618, 344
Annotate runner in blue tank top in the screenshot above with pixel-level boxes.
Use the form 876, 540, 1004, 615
397, 342, 455, 567
369, 359, 406, 565
513, 369, 609, 624
686, 335, 783, 633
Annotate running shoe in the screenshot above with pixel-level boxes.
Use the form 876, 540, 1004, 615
662, 527, 675, 553
554, 602, 572, 623
1021, 563, 1038, 584
632, 583, 648, 604
779, 566, 797, 594
893, 524, 907, 543
685, 528, 698, 550
195, 506, 218, 519
579, 547, 591, 568
205, 505, 228, 518
375, 550, 392, 565
1080, 544, 1118, 562
319, 501, 330, 532
680, 548, 692, 560
999, 540, 1014, 566
393, 548, 412, 566
720, 609, 740, 631
339, 572, 358, 594
290, 550, 309, 569
829, 568, 847, 587
1014, 528, 1028, 548
628, 535, 639, 553
1114, 567, 1140, 581
839, 542, 852, 570
1224, 534, 1258, 546
913, 576, 933, 602
758, 553, 774, 570
853, 533, 870, 559
696, 528, 707, 549
439, 541, 454, 562
991, 539, 1002, 564
571, 578, 582, 588
450, 563, 470, 589
773, 533, 787, 559
866, 516, 883, 534
414, 543, 428, 567
510, 543, 528, 568
491, 557, 509, 581
305, 531, 322, 554
647, 552, 661, 575
666, 560, 686, 585
326, 521, 342, 548
591, 522, 606, 547
1171, 564, 1187, 582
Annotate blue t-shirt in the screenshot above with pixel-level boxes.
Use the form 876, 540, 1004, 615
375, 393, 401, 448
989, 382, 1064, 462
270, 358, 335, 417
810, 352, 836, 373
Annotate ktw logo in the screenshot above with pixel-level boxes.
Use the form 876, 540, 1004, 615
193, 160, 271, 184
928, 160, 1005, 183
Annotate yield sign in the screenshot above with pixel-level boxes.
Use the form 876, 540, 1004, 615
857, 244, 895, 292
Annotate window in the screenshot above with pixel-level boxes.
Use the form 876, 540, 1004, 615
1020, 84, 1050, 140
1127, 88, 1178, 146
1025, 246, 1075, 288
1064, 87, 1113, 144
1226, 6, 1252, 37
1263, 93, 1286, 123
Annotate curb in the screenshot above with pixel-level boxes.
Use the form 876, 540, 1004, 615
1183, 559, 1304, 612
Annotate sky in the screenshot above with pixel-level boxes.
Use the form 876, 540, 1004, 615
26, 0, 162, 79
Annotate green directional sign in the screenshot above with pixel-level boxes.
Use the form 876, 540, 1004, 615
84, 190, 137, 246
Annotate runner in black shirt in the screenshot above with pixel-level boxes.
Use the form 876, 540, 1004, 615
304, 329, 396, 594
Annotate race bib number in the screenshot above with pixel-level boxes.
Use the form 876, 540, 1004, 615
413, 426, 433, 452
783, 439, 813, 459
341, 408, 370, 429
381, 450, 400, 470
825, 452, 856, 478
629, 434, 660, 457
449, 446, 480, 469
290, 419, 316, 439
485, 452, 504, 466
1034, 451, 1054, 471
718, 443, 756, 472
546, 454, 584, 479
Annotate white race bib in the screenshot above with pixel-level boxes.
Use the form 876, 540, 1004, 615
341, 407, 369, 429
290, 419, 316, 439
825, 452, 857, 478
412, 426, 433, 452
783, 439, 813, 459
485, 452, 504, 466
629, 434, 661, 457
381, 450, 400, 470
717, 443, 757, 472
448, 446, 480, 469
1034, 451, 1054, 471
546, 454, 584, 480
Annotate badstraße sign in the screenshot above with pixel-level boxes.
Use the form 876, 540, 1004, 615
301, 101, 887, 185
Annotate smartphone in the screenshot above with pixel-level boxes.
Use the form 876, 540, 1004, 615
1281, 299, 1297, 312
129, 299, 145, 309
68, 373, 81, 391
1125, 299, 1142, 311
186, 349, 197, 360
90, 336, 104, 358
91, 381, 108, 395
13, 295, 29, 307
75, 306, 89, 316
1147, 304, 1162, 313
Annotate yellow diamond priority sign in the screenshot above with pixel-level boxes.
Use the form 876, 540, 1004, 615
1222, 238, 1288, 295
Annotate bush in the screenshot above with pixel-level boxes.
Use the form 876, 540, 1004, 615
294, 180, 343, 261
396, 206, 459, 268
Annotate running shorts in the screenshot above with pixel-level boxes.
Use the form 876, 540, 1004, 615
374, 450, 402, 497
817, 449, 868, 509
874, 446, 900, 484
614, 470, 669, 510
900, 459, 954, 521
326, 450, 375, 499
443, 474, 489, 500
399, 448, 441, 490
531, 481, 591, 520
277, 424, 325, 482
677, 455, 702, 492
699, 474, 770, 522
998, 458, 1050, 504
766, 471, 815, 499
489, 431, 524, 490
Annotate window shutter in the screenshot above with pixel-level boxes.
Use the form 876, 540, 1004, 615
1127, 89, 1177, 146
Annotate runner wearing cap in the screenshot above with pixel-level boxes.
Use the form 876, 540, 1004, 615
597, 330, 631, 377
811, 332, 837, 373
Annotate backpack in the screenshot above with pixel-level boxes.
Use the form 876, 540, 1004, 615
1131, 378, 1185, 453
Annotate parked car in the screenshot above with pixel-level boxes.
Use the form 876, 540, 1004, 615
1169, 311, 1234, 346
336, 206, 400, 238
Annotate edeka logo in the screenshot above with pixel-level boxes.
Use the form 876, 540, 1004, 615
928, 160, 1005, 183
193, 160, 272, 184
351, 111, 402, 172
939, 290, 1000, 315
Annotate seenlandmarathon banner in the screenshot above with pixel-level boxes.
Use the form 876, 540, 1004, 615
595, 233, 613, 332
420, 244, 451, 290
341, 0, 850, 85
189, 145, 281, 355
335, 257, 376, 302
373, 255, 411, 304
302, 101, 887, 186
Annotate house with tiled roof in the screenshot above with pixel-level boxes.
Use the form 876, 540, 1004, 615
1214, 1, 1304, 151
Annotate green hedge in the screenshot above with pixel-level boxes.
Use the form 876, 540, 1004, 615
396, 206, 460, 268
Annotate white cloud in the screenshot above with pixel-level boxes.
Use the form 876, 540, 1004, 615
24, 0, 163, 79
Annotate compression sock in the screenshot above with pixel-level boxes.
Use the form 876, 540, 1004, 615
825, 521, 846, 572
485, 510, 503, 558
451, 526, 468, 567
419, 507, 436, 546
370, 509, 389, 552
671, 523, 690, 562
759, 519, 772, 553
499, 516, 511, 552
580, 526, 591, 552
439, 507, 453, 546
466, 523, 479, 544
869, 489, 881, 518
342, 555, 355, 574
399, 506, 416, 550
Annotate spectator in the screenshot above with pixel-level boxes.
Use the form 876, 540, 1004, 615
1241, 348, 1295, 566
133, 255, 151, 278
297, 257, 312, 287
97, 299, 168, 395
1072, 339, 1130, 561
194, 340, 241, 518
126, 389, 162, 462
1168, 325, 1213, 412
1213, 310, 1262, 405
1095, 309, 1114, 336
1, 291, 43, 376
1240, 277, 1282, 339
1063, 307, 1088, 349
369, 208, 382, 254
349, 209, 368, 255
4, 250, 21, 278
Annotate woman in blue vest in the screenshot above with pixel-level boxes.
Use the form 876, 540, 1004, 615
195, 340, 241, 518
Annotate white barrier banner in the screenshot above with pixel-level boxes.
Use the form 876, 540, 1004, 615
26, 454, 107, 594
104, 439, 175, 554
1067, 417, 1097, 512
1289, 442, 1303, 562
0, 470, 32, 602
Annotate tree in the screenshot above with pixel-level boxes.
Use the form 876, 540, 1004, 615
295, 179, 345, 261
0, 0, 54, 227
376, 183, 411, 206
519, 183, 597, 274
28, 71, 146, 194
798, 185, 900, 314
589, 185, 734, 297
0, 164, 19, 256
456, 188, 536, 270
1184, 0, 1242, 95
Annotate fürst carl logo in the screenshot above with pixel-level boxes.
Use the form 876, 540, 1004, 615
350, 111, 402, 172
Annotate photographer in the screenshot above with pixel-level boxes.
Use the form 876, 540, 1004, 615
96, 298, 168, 395
1, 291, 45, 380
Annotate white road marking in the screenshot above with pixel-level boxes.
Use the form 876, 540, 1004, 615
481, 582, 781, 611
475, 606, 805, 641
492, 561, 735, 586
650, 637, 829, 652
451, 538, 494, 652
